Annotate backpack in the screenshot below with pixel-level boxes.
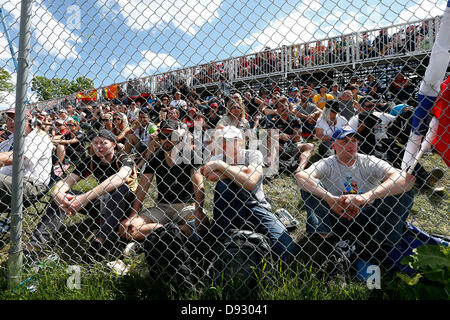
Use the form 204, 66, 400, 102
142, 223, 196, 292
297, 233, 361, 284
206, 229, 273, 299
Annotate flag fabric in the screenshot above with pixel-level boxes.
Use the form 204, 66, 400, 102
105, 84, 118, 100
76, 89, 97, 101
431, 76, 450, 166
402, 0, 450, 171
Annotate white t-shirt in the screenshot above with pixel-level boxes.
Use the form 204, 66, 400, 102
127, 108, 140, 122
0, 129, 52, 185
315, 116, 348, 137
348, 112, 397, 142
210, 149, 271, 210
309, 154, 392, 196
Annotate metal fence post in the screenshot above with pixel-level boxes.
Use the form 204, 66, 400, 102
7, 0, 32, 290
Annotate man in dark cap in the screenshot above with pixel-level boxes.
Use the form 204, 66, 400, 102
348, 96, 381, 155
27, 129, 138, 262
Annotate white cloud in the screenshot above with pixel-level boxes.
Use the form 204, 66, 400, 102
0, 32, 18, 60
122, 50, 180, 78
98, 0, 221, 36
233, 0, 331, 52
1, 0, 81, 60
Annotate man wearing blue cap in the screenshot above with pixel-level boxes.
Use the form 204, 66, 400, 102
294, 125, 415, 265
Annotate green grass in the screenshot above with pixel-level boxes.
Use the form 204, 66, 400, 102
0, 258, 374, 300
0, 149, 447, 300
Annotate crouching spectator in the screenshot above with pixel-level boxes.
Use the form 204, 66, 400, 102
201, 126, 297, 262
26, 130, 138, 262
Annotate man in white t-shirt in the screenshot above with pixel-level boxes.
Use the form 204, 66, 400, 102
169, 91, 188, 120
0, 108, 52, 214
126, 102, 140, 125
201, 126, 296, 261
295, 126, 415, 265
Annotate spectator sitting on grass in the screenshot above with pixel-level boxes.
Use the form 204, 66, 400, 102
111, 112, 133, 150
294, 126, 415, 268
26, 129, 138, 262
124, 108, 158, 169
293, 88, 322, 136
312, 84, 335, 109
201, 125, 297, 262
266, 96, 315, 172
119, 119, 209, 243
0, 108, 53, 217
51, 118, 86, 167
315, 100, 348, 158
216, 99, 250, 131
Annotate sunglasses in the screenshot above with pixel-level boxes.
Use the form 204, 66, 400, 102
67, 124, 76, 127
113, 117, 122, 121
230, 105, 241, 110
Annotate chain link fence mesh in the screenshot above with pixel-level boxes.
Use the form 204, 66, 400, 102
0, 0, 448, 295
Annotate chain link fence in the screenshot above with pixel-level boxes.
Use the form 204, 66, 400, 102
0, 0, 448, 296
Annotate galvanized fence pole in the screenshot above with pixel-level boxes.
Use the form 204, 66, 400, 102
7, 0, 32, 290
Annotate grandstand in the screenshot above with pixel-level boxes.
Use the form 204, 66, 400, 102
30, 15, 447, 110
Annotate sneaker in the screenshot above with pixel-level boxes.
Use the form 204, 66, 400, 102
106, 259, 130, 276
123, 242, 142, 258
275, 208, 299, 232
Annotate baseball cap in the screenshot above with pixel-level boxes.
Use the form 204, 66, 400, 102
216, 125, 243, 140
210, 102, 219, 108
94, 129, 117, 143
291, 87, 299, 92
158, 119, 184, 141
4, 107, 32, 118
332, 126, 356, 141
390, 104, 408, 116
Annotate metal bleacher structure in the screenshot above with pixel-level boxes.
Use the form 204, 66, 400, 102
31, 15, 445, 111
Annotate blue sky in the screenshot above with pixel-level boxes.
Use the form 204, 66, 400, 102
0, 0, 447, 107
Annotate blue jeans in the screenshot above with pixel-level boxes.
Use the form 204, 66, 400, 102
301, 189, 414, 249
211, 178, 297, 261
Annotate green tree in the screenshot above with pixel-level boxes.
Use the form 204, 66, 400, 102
31, 76, 94, 101
0, 68, 14, 103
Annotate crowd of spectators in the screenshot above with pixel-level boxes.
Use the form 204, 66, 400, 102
0, 70, 441, 190
0, 63, 446, 286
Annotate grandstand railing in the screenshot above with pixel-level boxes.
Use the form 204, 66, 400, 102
29, 15, 441, 111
